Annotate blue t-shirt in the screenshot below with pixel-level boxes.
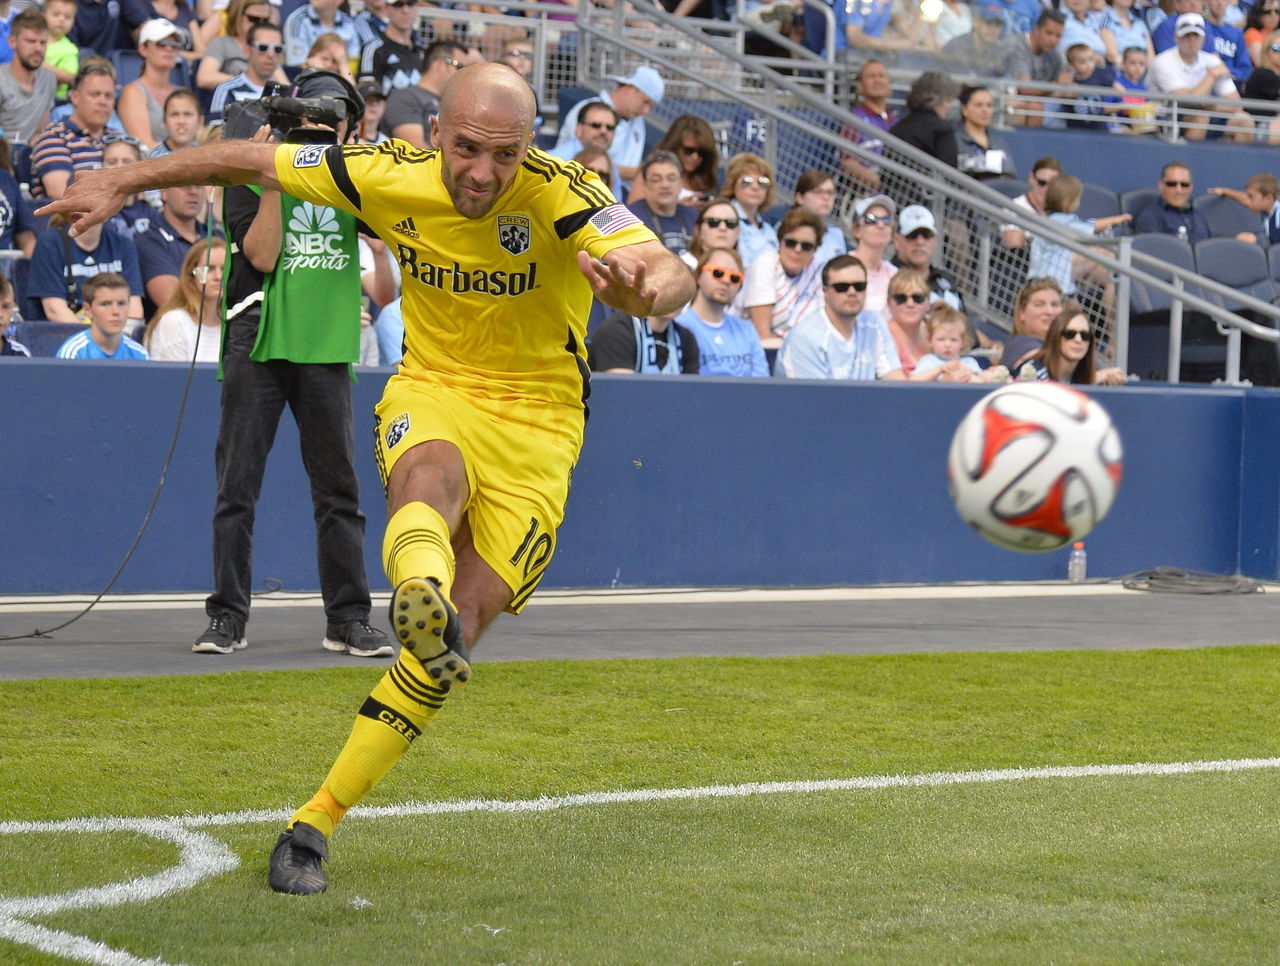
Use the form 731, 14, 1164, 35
134, 211, 208, 313
69, 0, 123, 57
833, 0, 894, 53
56, 329, 149, 359
675, 305, 768, 377
1028, 211, 1096, 294
1066, 65, 1118, 128
27, 226, 144, 316
773, 306, 902, 380
0, 169, 35, 251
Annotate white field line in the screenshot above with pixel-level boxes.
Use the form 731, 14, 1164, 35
1, 755, 1277, 966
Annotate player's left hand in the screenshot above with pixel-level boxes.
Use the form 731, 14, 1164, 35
577, 250, 660, 317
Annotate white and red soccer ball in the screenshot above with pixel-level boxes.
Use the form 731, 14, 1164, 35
948, 383, 1124, 552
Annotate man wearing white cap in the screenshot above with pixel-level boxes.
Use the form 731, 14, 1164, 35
892, 205, 963, 311
556, 65, 664, 191
1148, 12, 1251, 140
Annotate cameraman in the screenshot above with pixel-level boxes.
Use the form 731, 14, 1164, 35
194, 68, 392, 659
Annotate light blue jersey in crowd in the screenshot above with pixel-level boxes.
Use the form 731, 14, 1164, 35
675, 306, 769, 377
773, 306, 901, 380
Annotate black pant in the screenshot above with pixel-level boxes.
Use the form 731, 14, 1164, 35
207, 311, 371, 626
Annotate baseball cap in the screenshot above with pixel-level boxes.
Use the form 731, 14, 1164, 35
854, 193, 897, 219
976, 0, 1006, 23
609, 66, 665, 105
358, 81, 386, 103
138, 18, 187, 47
897, 204, 937, 236
1175, 12, 1206, 35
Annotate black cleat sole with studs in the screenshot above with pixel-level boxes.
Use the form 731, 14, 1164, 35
389, 577, 471, 690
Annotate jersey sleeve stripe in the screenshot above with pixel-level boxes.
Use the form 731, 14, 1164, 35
553, 207, 606, 240
524, 149, 614, 208
325, 146, 363, 211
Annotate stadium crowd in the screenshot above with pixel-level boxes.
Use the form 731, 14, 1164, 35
0, 0, 1275, 384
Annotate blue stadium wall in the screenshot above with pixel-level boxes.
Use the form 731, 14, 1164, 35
0, 358, 1271, 594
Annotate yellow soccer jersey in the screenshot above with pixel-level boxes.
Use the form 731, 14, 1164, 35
275, 141, 657, 409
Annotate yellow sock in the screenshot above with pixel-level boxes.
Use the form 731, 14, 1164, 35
382, 501, 456, 597
290, 648, 450, 836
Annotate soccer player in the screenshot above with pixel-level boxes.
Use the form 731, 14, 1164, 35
39, 61, 695, 895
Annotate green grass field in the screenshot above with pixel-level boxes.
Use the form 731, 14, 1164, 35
2, 646, 1278, 965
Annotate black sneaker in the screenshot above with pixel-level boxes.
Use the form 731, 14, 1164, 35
388, 577, 471, 691
268, 821, 328, 895
323, 619, 394, 658
191, 614, 247, 654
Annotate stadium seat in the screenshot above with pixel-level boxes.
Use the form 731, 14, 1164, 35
1193, 192, 1258, 240
1126, 233, 1205, 381
13, 320, 88, 357
1269, 243, 1280, 294
986, 177, 1025, 200
1078, 182, 1121, 222
1120, 188, 1160, 219
1193, 237, 1278, 384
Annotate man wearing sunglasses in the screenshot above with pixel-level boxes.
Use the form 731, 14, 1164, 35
357, 0, 425, 95
209, 22, 284, 123
1131, 161, 1213, 240
556, 66, 664, 193
774, 254, 906, 381
382, 40, 467, 149
891, 205, 963, 312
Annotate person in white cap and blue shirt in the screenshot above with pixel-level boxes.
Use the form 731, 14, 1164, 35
556, 65, 664, 193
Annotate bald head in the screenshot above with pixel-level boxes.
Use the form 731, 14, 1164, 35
439, 63, 536, 133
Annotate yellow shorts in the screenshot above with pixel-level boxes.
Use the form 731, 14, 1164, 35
373, 374, 584, 613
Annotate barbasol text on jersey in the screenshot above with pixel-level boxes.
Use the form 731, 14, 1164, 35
395, 246, 539, 297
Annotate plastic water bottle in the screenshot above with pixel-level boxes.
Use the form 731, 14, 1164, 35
1067, 542, 1088, 583
1176, 225, 1188, 243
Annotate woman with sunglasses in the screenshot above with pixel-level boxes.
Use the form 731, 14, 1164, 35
627, 115, 720, 208
849, 194, 898, 313
682, 200, 741, 269
741, 207, 825, 346
125, 0, 204, 60
1002, 156, 1063, 250
197, 0, 285, 94
1245, 2, 1280, 65
1026, 303, 1126, 384
118, 19, 188, 152
720, 152, 778, 274
881, 268, 938, 376
791, 170, 848, 266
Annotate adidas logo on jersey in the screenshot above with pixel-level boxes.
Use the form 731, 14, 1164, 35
392, 217, 420, 239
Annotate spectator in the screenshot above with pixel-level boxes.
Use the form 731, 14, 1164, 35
742, 206, 824, 346
1114, 46, 1157, 132
882, 268, 937, 376
834, 0, 929, 56
355, 82, 387, 143
774, 254, 905, 380
573, 146, 615, 192
100, 133, 155, 239
1148, 14, 1252, 139
1062, 44, 1123, 130
28, 58, 118, 201
955, 84, 1017, 179
849, 194, 899, 313
0, 140, 36, 257
1242, 62, 1280, 145
683, 199, 740, 268
352, 0, 388, 49
676, 247, 768, 377
910, 303, 1008, 382
380, 40, 465, 148
0, 8, 55, 144
893, 204, 964, 311
932, 0, 973, 47
44, 0, 79, 104
550, 100, 621, 197
1152, 0, 1207, 50
144, 236, 226, 362
1028, 174, 1130, 312
301, 31, 353, 81
791, 169, 847, 265
119, 0, 202, 59
1002, 155, 1063, 248
1207, 173, 1280, 243
1133, 161, 1214, 238
991, 0, 1047, 34
1205, 0, 1253, 82
135, 183, 211, 318
0, 277, 27, 356
357, 0, 423, 95
1007, 10, 1069, 126
1026, 302, 1127, 383
942, 1, 1015, 75
196, 0, 285, 98
149, 87, 203, 158
28, 215, 144, 323
626, 150, 697, 257
1059, 0, 1108, 58
1244, 0, 1280, 65
838, 58, 896, 191
70, 0, 122, 57
588, 307, 700, 373
888, 69, 960, 170
1100, 0, 1155, 66
118, 19, 186, 151
54, 271, 148, 360
557, 66, 664, 189
626, 114, 719, 208
720, 152, 779, 272
282, 0, 358, 70
998, 276, 1064, 370
209, 21, 282, 122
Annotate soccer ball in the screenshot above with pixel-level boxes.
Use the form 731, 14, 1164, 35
947, 383, 1124, 552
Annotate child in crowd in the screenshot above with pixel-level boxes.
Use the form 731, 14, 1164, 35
0, 277, 28, 357
1114, 46, 1157, 134
55, 272, 149, 360
149, 88, 204, 159
44, 0, 79, 104
1207, 173, 1280, 244
911, 304, 1010, 382
1028, 175, 1132, 300
1063, 44, 1123, 132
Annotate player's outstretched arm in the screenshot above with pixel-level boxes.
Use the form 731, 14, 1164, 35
36, 138, 283, 238
578, 239, 695, 319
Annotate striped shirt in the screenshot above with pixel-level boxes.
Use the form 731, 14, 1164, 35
358, 35, 424, 94
209, 74, 265, 122
56, 330, 149, 360
28, 119, 119, 200
282, 4, 360, 67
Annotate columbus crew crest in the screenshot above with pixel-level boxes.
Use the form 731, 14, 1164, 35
385, 412, 411, 450
497, 215, 531, 255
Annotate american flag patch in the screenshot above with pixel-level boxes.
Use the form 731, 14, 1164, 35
589, 205, 642, 235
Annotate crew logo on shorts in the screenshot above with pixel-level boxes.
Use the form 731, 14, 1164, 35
385, 412, 411, 449
497, 215, 531, 255
293, 144, 327, 168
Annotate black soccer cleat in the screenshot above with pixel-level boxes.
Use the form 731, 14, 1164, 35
268, 821, 329, 895
388, 577, 471, 691
322, 619, 394, 658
